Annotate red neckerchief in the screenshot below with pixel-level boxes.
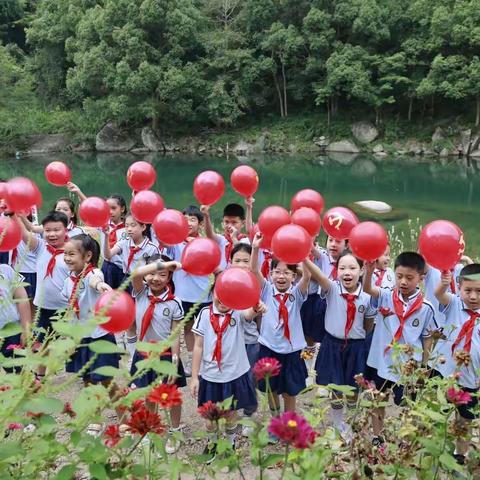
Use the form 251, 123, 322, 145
68, 264, 95, 317
109, 222, 125, 249
139, 289, 176, 341
275, 293, 291, 342
379, 307, 394, 318
210, 305, 232, 370
451, 309, 480, 354
184, 232, 199, 244
330, 261, 338, 280
384, 289, 424, 354
45, 245, 65, 278
374, 269, 386, 287
126, 245, 142, 271
341, 293, 358, 341
449, 269, 456, 293
224, 232, 247, 264
261, 250, 273, 278
11, 248, 18, 267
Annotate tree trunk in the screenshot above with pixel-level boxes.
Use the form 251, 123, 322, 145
281, 62, 288, 117
152, 115, 160, 133
476, 95, 480, 127
431, 95, 434, 117
273, 73, 284, 117
375, 108, 380, 126
408, 97, 413, 122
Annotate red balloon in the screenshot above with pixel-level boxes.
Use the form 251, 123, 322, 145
45, 161, 71, 186
291, 207, 321, 237
79, 197, 110, 227
130, 190, 164, 224
193, 170, 225, 206
215, 268, 261, 310
230, 166, 259, 197
0, 216, 22, 252
7, 177, 42, 213
95, 290, 135, 333
291, 189, 325, 214
322, 207, 359, 240
182, 238, 221, 275
153, 209, 189, 245
272, 224, 312, 264
249, 223, 272, 250
258, 206, 291, 237
127, 161, 157, 191
419, 220, 464, 271
349, 222, 389, 262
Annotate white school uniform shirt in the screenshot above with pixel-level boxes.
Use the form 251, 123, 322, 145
133, 286, 184, 342
318, 249, 338, 280
307, 251, 322, 295
32, 238, 70, 310
371, 267, 395, 325
114, 237, 159, 274
217, 234, 251, 270
61, 268, 108, 339
10, 235, 40, 273
322, 281, 376, 340
424, 264, 463, 327
171, 242, 212, 303
430, 296, 480, 389
192, 304, 250, 382
66, 222, 85, 239
367, 287, 437, 382
0, 265, 24, 328
258, 281, 307, 354
106, 222, 128, 269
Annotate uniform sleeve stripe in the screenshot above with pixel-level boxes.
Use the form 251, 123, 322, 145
422, 302, 438, 328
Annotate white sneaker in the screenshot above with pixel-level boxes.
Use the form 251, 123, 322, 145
241, 424, 254, 437
165, 437, 181, 454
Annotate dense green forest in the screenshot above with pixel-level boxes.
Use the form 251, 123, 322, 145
1, 0, 480, 145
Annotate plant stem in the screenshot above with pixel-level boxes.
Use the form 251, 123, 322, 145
280, 445, 289, 479
432, 417, 449, 480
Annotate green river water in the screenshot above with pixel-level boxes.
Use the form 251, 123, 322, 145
0, 151, 478, 256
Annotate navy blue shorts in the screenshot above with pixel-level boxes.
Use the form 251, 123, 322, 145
66, 334, 120, 384
257, 344, 307, 396
20, 272, 37, 299
1, 333, 22, 374
244, 343, 259, 415
101, 261, 125, 289
130, 349, 187, 388
316, 333, 366, 389
35, 308, 58, 343
182, 301, 211, 324
364, 329, 376, 380
198, 371, 257, 411
301, 293, 326, 342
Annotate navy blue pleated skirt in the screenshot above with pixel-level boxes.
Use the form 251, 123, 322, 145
315, 333, 366, 388
257, 344, 307, 396
301, 294, 326, 342
35, 308, 58, 343
101, 261, 125, 289
20, 272, 37, 299
198, 371, 257, 411
1, 333, 22, 374
130, 349, 187, 388
66, 334, 120, 384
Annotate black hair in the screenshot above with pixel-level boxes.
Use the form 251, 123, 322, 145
230, 243, 252, 261
394, 252, 426, 274
41, 211, 69, 228
69, 234, 100, 267
459, 263, 480, 282
145, 253, 175, 292
54, 197, 78, 224
125, 213, 151, 240
271, 258, 297, 274
182, 205, 204, 222
336, 249, 364, 268
107, 194, 128, 221
223, 203, 245, 220
325, 235, 349, 247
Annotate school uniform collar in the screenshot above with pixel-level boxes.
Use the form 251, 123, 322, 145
128, 237, 149, 249
338, 282, 362, 296
397, 288, 421, 305
272, 284, 294, 296
211, 304, 233, 316
147, 287, 172, 301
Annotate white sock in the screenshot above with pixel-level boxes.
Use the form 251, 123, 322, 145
329, 404, 345, 431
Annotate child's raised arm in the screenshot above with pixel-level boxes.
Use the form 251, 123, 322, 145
245, 196, 254, 235
67, 182, 87, 203
303, 258, 331, 293
130, 260, 181, 294
363, 261, 380, 299
298, 260, 311, 295
250, 232, 265, 288
200, 205, 222, 243
15, 215, 39, 251
243, 301, 267, 321
13, 285, 31, 345
103, 231, 120, 261
435, 270, 453, 307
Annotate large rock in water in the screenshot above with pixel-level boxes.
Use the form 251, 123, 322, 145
96, 122, 135, 152
141, 127, 165, 151
24, 134, 70, 154
326, 139, 360, 154
351, 121, 378, 144
354, 200, 392, 214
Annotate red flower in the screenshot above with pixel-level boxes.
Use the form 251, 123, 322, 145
126, 403, 165, 436
63, 402, 76, 418
446, 387, 472, 406
104, 424, 122, 448
6, 344, 22, 351
0, 385, 11, 392
7, 423, 23, 430
197, 401, 233, 422
147, 384, 182, 409
268, 412, 316, 449
26, 411, 44, 419
252, 357, 281, 381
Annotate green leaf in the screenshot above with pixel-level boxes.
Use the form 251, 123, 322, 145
89, 463, 107, 480
93, 366, 120, 377
439, 452, 463, 472
22, 396, 64, 415
262, 453, 285, 468
0, 442, 23, 462
88, 340, 124, 354
326, 383, 356, 395
133, 359, 176, 376
0, 322, 22, 338
54, 466, 76, 480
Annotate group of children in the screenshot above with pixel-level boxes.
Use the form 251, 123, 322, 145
0, 178, 478, 464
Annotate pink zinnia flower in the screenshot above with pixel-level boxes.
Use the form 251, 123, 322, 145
197, 401, 233, 422
446, 387, 472, 406
268, 412, 316, 449
252, 357, 281, 381
104, 424, 121, 447
6, 344, 22, 351
7, 423, 23, 430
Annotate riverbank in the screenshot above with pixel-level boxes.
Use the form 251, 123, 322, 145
3, 111, 480, 160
